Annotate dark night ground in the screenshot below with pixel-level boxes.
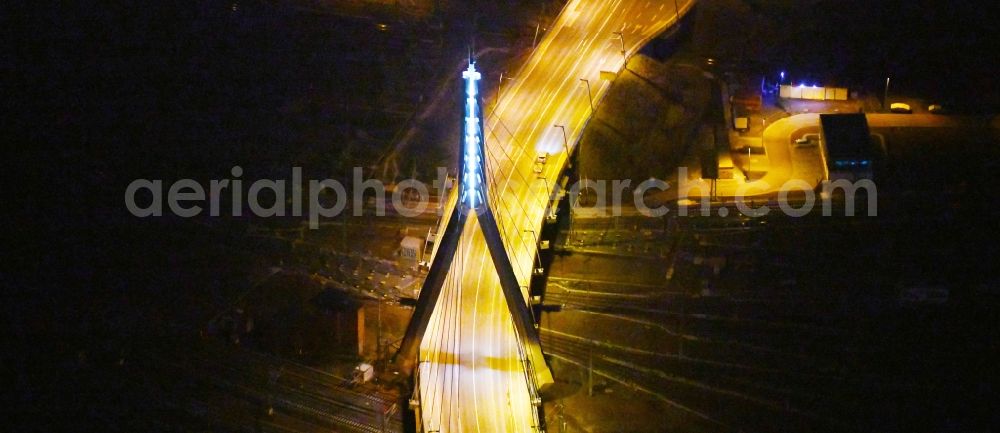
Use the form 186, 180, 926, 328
5, 0, 1000, 431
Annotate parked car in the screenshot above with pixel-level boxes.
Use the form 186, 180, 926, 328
890, 102, 912, 113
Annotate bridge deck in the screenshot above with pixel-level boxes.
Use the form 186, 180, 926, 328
416, 1, 691, 431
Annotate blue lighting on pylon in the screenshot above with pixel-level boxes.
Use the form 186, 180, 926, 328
461, 62, 485, 210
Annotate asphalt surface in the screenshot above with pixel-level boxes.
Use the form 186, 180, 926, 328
684, 112, 1000, 200
415, 0, 694, 431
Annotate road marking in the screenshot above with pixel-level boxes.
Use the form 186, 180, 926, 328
419, 0, 687, 429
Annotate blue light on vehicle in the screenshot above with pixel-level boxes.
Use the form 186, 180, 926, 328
461, 62, 485, 210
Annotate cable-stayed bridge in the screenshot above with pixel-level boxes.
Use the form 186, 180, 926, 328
394, 1, 693, 431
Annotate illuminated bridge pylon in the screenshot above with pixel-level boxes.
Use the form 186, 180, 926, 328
394, 61, 552, 409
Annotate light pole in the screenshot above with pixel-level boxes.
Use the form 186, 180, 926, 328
555, 123, 584, 229
497, 72, 505, 104
533, 21, 541, 50
533, 3, 547, 50
612, 31, 626, 64
557, 123, 585, 189
587, 350, 594, 396
554, 124, 570, 159
494, 73, 514, 113
497, 73, 515, 102
376, 294, 383, 374
883, 76, 891, 111
579, 78, 594, 112
524, 229, 544, 275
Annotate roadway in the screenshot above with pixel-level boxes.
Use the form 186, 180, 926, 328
416, 0, 695, 432
680, 113, 999, 200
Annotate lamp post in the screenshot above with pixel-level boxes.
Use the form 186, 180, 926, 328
554, 124, 570, 158
579, 78, 594, 112
497, 73, 514, 101
555, 123, 586, 210
883, 76, 891, 111
376, 294, 382, 374
524, 229, 544, 275
554, 124, 576, 243
495, 73, 514, 113
497, 72, 505, 104
612, 31, 626, 64
587, 350, 594, 397
533, 21, 541, 50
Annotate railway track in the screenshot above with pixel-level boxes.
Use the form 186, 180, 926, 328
134, 342, 403, 433
540, 329, 844, 432
543, 282, 844, 335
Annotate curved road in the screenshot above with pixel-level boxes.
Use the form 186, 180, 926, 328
680, 113, 999, 200
416, 1, 695, 432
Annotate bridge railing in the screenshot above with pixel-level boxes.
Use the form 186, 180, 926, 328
482, 115, 554, 292
409, 361, 423, 432
509, 317, 544, 432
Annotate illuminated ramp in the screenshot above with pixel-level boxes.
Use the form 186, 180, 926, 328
395, 1, 694, 431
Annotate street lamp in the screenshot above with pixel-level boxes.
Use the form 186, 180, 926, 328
376, 294, 382, 374
494, 72, 515, 114
497, 73, 515, 101
555, 124, 585, 205
883, 76, 891, 111
579, 78, 594, 112
533, 21, 541, 50
612, 31, 626, 64
524, 229, 544, 275
554, 124, 570, 158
